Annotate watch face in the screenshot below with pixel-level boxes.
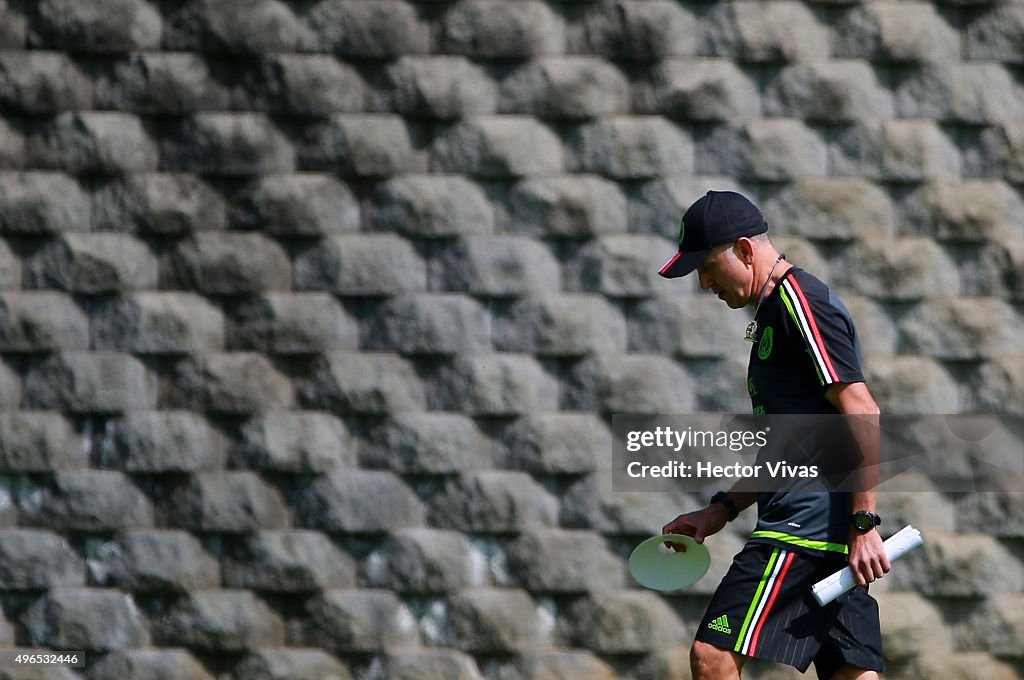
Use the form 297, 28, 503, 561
853, 512, 875, 531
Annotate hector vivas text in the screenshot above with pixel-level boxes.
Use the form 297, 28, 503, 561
623, 425, 819, 480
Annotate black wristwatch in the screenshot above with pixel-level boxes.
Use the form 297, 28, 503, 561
850, 510, 881, 532
710, 491, 739, 522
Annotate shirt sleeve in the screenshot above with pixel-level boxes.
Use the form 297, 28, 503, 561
778, 276, 864, 387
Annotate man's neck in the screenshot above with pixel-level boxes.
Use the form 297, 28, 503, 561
749, 249, 792, 308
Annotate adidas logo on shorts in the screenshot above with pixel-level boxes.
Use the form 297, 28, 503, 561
707, 615, 732, 634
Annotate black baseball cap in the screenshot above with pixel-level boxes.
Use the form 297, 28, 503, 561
658, 190, 768, 278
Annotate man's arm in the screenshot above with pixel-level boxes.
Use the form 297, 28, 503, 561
826, 381, 890, 585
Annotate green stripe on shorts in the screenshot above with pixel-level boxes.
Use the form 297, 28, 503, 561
734, 547, 779, 653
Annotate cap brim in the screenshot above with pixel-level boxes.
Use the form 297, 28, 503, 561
658, 248, 711, 279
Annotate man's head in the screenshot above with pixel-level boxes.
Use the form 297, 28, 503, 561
658, 190, 768, 279
658, 191, 775, 308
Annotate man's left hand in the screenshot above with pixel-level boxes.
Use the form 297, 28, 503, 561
847, 529, 890, 586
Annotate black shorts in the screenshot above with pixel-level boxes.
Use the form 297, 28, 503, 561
694, 542, 884, 678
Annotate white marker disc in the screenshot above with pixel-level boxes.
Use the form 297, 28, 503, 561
628, 534, 711, 591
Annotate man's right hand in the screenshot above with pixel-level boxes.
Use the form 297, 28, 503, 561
661, 504, 730, 551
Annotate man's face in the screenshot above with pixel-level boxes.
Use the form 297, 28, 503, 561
695, 243, 753, 309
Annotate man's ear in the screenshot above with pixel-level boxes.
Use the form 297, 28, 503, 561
734, 237, 756, 265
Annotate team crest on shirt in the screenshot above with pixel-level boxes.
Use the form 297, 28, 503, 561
757, 326, 774, 360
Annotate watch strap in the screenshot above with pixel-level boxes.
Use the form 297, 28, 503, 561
710, 491, 739, 522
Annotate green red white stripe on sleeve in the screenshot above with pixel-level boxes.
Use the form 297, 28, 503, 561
778, 277, 840, 386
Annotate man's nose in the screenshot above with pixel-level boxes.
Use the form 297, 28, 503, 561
698, 271, 711, 290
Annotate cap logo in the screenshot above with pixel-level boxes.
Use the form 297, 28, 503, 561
678, 219, 686, 245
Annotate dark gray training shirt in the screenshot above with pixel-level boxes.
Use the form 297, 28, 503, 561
745, 267, 866, 556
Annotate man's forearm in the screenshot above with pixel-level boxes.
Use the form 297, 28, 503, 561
827, 382, 882, 507
844, 413, 880, 509
850, 489, 876, 513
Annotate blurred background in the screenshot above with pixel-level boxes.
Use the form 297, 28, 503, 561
0, 0, 1021, 678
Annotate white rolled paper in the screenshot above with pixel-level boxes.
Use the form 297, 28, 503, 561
811, 525, 923, 606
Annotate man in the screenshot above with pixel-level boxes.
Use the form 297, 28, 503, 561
658, 191, 890, 680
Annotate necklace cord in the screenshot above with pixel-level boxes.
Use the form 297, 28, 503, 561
753, 253, 786, 313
